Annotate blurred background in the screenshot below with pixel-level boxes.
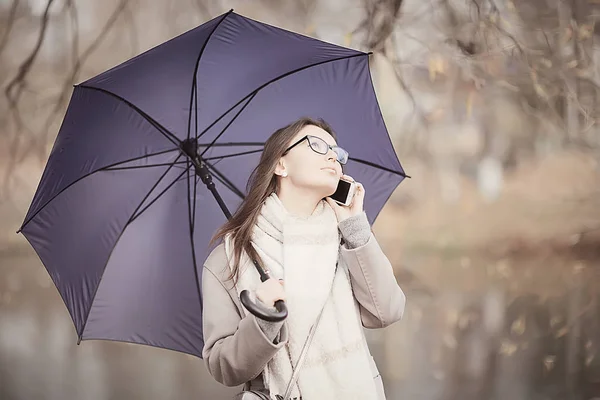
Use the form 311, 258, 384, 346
1, 0, 599, 399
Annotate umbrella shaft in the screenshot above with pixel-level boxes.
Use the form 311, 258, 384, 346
181, 138, 232, 219
180, 138, 271, 281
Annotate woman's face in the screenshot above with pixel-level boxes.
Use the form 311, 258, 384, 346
279, 124, 343, 197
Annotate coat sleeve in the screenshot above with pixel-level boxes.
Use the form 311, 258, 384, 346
340, 234, 406, 329
201, 263, 288, 387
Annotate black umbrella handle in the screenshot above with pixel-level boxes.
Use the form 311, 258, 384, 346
239, 258, 288, 322
240, 292, 287, 322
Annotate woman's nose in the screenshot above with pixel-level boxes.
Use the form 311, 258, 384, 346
326, 148, 336, 162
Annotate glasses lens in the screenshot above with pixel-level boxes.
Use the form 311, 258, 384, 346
307, 136, 328, 154
333, 147, 348, 164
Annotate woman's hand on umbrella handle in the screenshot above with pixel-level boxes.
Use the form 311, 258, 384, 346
240, 279, 287, 322
256, 278, 286, 307
239, 289, 288, 322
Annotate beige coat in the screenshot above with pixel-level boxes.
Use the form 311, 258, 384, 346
201, 233, 406, 397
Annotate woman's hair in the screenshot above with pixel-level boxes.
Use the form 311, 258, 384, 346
210, 116, 337, 283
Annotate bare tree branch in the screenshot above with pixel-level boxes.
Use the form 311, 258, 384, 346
33, 0, 130, 161
354, 0, 404, 52
5, 0, 56, 113
2, 0, 130, 199
0, 0, 20, 60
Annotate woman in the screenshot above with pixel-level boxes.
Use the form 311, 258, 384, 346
201, 117, 406, 400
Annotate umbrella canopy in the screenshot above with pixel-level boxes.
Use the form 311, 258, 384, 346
19, 10, 407, 358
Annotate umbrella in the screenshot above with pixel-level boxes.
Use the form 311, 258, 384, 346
18, 9, 408, 358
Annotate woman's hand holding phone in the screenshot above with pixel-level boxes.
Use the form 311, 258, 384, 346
326, 175, 365, 223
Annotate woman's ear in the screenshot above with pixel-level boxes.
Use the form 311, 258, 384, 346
274, 159, 287, 177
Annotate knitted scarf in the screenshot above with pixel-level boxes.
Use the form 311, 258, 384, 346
225, 193, 378, 399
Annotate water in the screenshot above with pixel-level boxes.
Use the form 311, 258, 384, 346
1, 246, 598, 399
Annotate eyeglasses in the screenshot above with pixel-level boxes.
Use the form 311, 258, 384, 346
282, 135, 349, 165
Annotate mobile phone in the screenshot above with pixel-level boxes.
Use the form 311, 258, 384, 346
328, 178, 356, 207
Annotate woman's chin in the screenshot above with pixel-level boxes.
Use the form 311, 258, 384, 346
320, 184, 339, 198
299, 178, 338, 197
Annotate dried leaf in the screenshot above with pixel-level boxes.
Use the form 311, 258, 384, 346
344, 32, 352, 47
500, 16, 511, 29
555, 326, 569, 338
540, 58, 552, 68
586, 354, 594, 366
428, 54, 446, 82
443, 334, 457, 349
566, 59, 578, 69
530, 69, 538, 81
466, 91, 474, 119
575, 67, 592, 78
562, 27, 573, 43
533, 83, 548, 99
578, 24, 594, 40
511, 316, 526, 335
427, 108, 445, 122
550, 316, 562, 328
544, 355, 556, 370
446, 309, 459, 325
500, 340, 517, 356
496, 80, 520, 92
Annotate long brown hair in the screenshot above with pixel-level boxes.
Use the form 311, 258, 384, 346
210, 117, 337, 283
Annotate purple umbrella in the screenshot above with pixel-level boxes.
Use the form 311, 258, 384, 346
18, 10, 408, 358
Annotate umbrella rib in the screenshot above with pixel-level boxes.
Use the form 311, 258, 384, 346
203, 148, 263, 161
198, 142, 265, 147
18, 148, 180, 232
105, 160, 188, 171
203, 160, 245, 199
187, 9, 233, 141
363, 52, 409, 180
195, 52, 369, 142
186, 160, 203, 325
97, 148, 180, 169
77, 85, 181, 147
129, 164, 191, 224
78, 156, 188, 341
203, 151, 409, 179
191, 159, 198, 227
199, 92, 258, 158
349, 157, 410, 178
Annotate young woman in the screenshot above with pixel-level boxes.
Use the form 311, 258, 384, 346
201, 117, 406, 399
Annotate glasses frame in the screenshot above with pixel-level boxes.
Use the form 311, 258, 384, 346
282, 135, 349, 165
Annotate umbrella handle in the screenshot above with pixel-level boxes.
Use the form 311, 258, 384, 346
237, 258, 288, 322
239, 291, 288, 322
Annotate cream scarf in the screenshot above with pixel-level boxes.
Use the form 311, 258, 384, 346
224, 193, 378, 399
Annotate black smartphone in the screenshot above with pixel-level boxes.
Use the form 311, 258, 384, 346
328, 178, 356, 206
